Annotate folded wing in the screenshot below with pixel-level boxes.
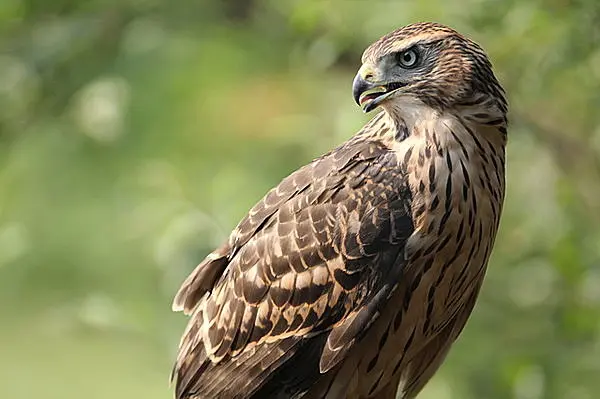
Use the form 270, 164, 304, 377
172, 139, 414, 398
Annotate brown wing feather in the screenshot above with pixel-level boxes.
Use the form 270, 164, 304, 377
172, 139, 414, 398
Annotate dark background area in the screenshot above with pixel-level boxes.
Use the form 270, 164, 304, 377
1, 1, 599, 398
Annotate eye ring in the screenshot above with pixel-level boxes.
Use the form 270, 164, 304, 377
396, 48, 419, 68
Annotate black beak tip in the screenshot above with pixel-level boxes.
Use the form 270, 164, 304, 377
352, 74, 368, 106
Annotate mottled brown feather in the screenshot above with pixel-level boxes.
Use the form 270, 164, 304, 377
172, 137, 414, 398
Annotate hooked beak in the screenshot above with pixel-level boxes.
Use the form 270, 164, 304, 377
352, 64, 405, 113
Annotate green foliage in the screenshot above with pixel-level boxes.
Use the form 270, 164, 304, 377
1, 1, 599, 398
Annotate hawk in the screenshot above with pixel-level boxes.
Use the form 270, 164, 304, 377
171, 22, 508, 399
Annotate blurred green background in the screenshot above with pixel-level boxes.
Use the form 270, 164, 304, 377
1, 1, 599, 398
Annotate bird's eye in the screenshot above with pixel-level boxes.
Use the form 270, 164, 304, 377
396, 49, 418, 68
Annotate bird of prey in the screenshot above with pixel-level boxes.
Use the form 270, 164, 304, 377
171, 21, 508, 399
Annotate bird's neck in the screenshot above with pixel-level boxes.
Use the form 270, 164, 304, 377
358, 98, 507, 236
362, 97, 507, 150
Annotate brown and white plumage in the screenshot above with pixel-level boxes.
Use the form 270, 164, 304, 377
172, 22, 508, 399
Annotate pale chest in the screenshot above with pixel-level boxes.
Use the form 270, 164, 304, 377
348, 123, 505, 398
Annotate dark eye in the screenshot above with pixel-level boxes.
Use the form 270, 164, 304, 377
397, 48, 419, 68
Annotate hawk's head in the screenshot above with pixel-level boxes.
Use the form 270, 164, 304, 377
353, 22, 506, 114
